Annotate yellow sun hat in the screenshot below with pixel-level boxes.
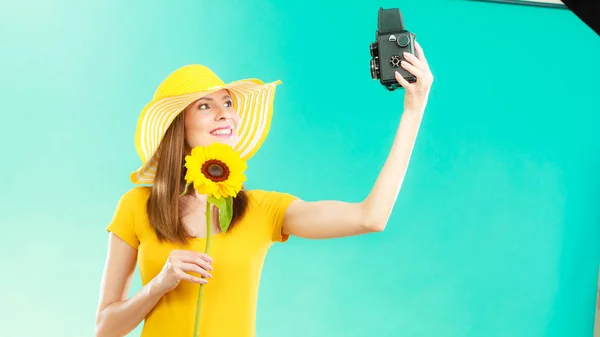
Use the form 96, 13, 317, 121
129, 64, 282, 185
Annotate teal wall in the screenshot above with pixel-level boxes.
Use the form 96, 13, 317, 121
1, 0, 599, 336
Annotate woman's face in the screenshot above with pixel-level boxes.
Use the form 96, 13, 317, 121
183, 89, 240, 151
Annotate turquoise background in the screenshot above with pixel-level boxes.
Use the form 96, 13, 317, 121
1, 0, 599, 336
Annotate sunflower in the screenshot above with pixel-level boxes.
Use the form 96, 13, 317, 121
184, 142, 247, 199
184, 143, 248, 336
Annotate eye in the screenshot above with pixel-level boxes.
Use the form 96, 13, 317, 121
198, 103, 209, 110
224, 100, 233, 108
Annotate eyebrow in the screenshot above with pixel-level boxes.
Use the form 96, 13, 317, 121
198, 95, 233, 102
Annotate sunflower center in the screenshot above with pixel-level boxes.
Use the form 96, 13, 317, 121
201, 159, 230, 182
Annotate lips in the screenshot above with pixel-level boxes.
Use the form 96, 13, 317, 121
210, 126, 233, 138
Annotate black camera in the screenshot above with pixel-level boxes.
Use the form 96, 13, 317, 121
370, 7, 417, 91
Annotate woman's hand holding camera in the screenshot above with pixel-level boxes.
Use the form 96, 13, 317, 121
395, 40, 434, 116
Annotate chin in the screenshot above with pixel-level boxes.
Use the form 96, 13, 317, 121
211, 137, 237, 147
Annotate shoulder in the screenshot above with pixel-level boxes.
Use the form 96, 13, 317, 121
245, 189, 298, 207
244, 189, 299, 242
244, 189, 299, 221
119, 186, 151, 203
106, 186, 151, 249
113, 186, 151, 215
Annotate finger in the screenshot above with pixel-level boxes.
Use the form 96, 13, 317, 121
180, 255, 213, 271
176, 270, 207, 284
195, 252, 214, 264
403, 52, 423, 69
179, 250, 213, 264
400, 60, 424, 78
394, 71, 412, 89
414, 40, 428, 65
180, 262, 212, 279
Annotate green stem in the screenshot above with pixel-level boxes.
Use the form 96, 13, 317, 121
193, 201, 212, 337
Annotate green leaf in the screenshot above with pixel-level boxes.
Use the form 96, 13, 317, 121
208, 195, 234, 233
179, 182, 191, 197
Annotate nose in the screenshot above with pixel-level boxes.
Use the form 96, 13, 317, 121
214, 106, 232, 121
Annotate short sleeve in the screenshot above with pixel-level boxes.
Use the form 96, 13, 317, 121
257, 190, 298, 243
105, 188, 143, 249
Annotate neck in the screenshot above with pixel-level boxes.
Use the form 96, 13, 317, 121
182, 183, 208, 203
192, 190, 208, 203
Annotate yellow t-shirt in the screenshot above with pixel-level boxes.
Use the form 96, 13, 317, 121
106, 186, 297, 337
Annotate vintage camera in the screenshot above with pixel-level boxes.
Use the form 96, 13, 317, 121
370, 7, 417, 91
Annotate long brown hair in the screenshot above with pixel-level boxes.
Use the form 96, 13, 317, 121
146, 112, 249, 244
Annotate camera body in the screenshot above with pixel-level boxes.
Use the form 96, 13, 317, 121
370, 7, 417, 91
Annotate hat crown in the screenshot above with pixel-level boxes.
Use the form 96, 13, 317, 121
153, 65, 225, 99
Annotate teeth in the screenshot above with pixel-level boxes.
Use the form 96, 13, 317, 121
211, 129, 232, 135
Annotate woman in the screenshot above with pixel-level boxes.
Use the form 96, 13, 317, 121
95, 41, 433, 337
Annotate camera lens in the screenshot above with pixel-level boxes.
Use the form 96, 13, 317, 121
370, 42, 378, 57
397, 34, 410, 47
370, 59, 380, 79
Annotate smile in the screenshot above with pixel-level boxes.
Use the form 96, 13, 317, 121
210, 127, 233, 138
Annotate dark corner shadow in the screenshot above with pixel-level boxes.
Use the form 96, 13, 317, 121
467, 0, 600, 36
467, 0, 567, 9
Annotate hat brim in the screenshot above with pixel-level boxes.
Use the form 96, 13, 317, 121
129, 78, 282, 185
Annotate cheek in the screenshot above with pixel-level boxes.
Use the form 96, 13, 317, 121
232, 114, 242, 129
185, 112, 211, 133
